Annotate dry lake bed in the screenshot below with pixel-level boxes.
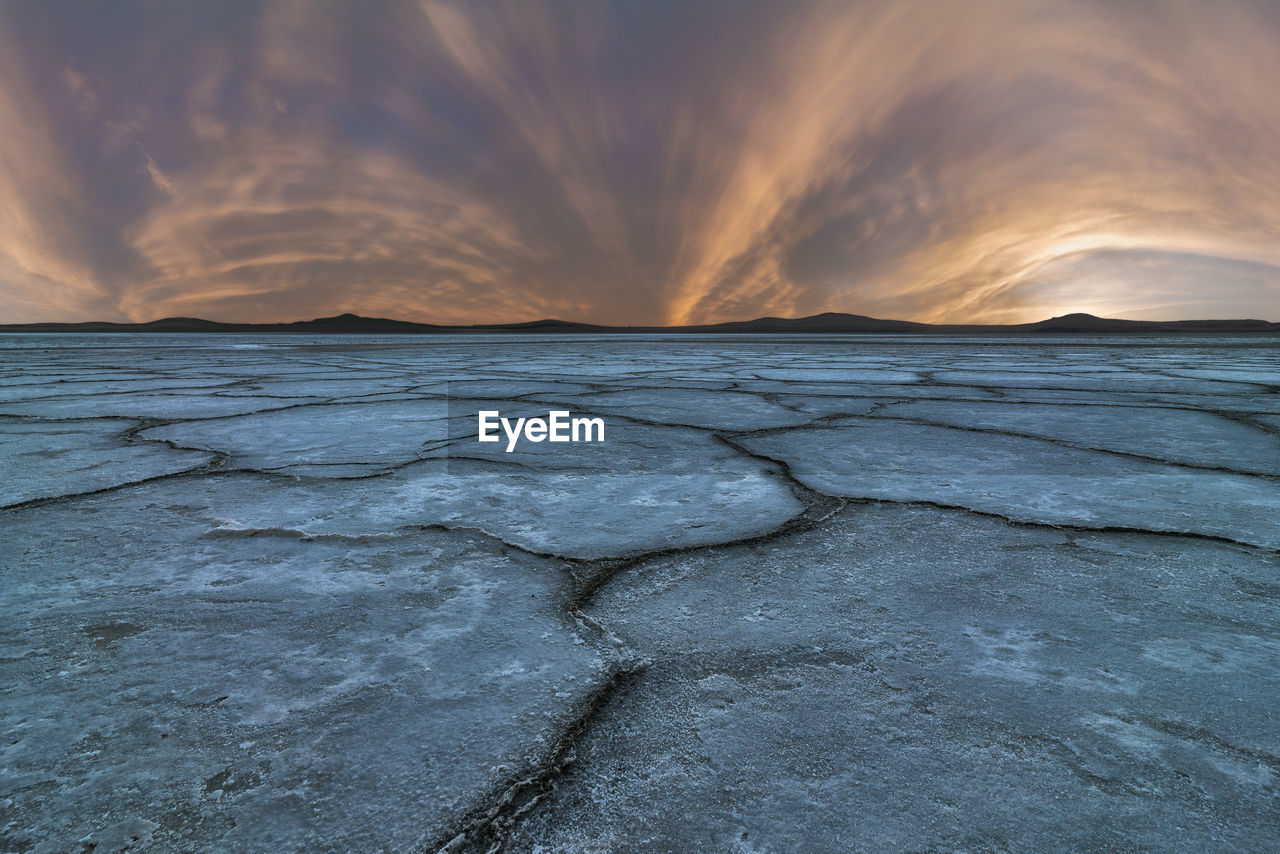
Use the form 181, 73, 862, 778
2, 334, 1279, 852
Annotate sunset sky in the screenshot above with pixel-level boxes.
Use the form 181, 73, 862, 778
2, 0, 1279, 325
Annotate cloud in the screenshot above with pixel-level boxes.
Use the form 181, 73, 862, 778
0, 27, 106, 320
140, 150, 175, 196
649, 0, 1280, 324
59, 67, 98, 112
121, 134, 549, 323
1, 0, 1279, 323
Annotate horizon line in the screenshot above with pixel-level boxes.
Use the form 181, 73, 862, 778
3, 310, 1279, 332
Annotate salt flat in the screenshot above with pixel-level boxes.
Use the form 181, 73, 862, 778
2, 334, 1278, 852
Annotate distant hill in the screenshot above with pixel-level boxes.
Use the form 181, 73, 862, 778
0, 313, 451, 334
1014, 313, 1278, 333
2, 311, 1276, 335
688, 312, 1278, 334
688, 312, 932, 333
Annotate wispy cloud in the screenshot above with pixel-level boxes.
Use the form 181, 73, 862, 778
1, 0, 1278, 323
0, 26, 104, 320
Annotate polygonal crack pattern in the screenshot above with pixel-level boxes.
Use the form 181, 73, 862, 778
2, 334, 1277, 852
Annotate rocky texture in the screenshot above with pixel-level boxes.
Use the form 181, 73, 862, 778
1, 333, 1277, 852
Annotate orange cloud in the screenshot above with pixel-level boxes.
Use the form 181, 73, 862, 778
2, 0, 1279, 324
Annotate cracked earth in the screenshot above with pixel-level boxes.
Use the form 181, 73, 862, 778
2, 334, 1278, 852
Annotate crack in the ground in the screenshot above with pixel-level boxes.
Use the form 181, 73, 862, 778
415, 663, 647, 854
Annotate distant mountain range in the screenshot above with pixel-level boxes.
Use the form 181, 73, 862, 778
2, 311, 1277, 335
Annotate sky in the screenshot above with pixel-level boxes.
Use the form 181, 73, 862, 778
2, 0, 1279, 325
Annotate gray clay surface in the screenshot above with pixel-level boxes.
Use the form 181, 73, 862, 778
2, 334, 1278, 852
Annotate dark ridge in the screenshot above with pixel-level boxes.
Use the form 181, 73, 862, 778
2, 311, 1277, 334
1021, 313, 1277, 333
687, 312, 931, 333
478, 318, 615, 331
